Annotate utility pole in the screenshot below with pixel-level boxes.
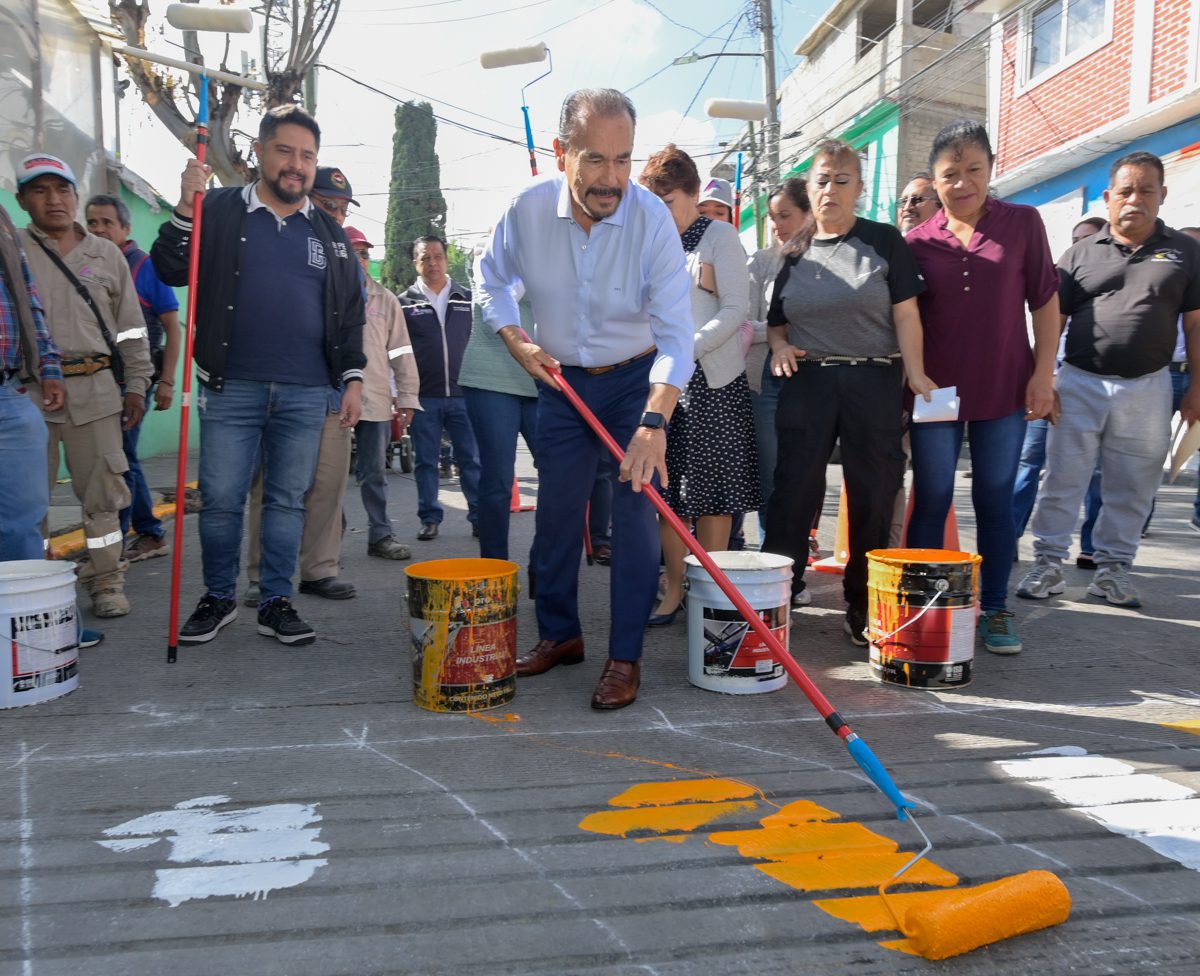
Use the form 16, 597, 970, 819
754, 0, 780, 181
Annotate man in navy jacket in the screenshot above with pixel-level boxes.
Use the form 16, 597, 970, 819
399, 235, 480, 540
152, 105, 364, 648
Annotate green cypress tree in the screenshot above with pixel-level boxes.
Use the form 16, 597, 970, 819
382, 101, 448, 293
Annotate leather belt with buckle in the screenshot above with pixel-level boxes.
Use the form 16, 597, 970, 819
581, 346, 656, 375
798, 354, 901, 367
61, 355, 112, 377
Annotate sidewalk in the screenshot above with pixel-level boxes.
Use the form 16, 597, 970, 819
6, 447, 1200, 975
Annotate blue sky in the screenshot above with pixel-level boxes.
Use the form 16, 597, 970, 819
130, 0, 830, 253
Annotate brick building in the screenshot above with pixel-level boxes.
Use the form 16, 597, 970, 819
975, 0, 1200, 253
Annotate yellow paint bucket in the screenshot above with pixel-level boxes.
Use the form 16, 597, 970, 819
405, 558, 519, 712
865, 549, 980, 690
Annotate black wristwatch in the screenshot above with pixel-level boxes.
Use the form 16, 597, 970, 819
638, 411, 665, 430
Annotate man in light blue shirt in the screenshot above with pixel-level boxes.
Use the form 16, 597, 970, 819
480, 88, 694, 710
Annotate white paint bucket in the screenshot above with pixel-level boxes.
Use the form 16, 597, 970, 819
683, 551, 793, 695
0, 560, 79, 708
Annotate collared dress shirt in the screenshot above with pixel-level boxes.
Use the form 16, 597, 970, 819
417, 276, 451, 325
479, 174, 695, 390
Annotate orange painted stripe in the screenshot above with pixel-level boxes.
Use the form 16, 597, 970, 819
49, 481, 198, 559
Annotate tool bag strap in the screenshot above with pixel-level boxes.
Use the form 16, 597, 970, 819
30, 234, 125, 383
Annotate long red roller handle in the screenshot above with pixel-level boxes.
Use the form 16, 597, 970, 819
549, 367, 916, 819
166, 79, 209, 663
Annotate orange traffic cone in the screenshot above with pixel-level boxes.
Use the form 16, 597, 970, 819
812, 484, 850, 575
510, 477, 534, 513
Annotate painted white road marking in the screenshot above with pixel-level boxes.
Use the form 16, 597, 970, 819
997, 748, 1200, 873
97, 794, 328, 907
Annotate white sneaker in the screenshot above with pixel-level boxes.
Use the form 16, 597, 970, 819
791, 588, 812, 608
1088, 564, 1142, 608
1016, 557, 1065, 600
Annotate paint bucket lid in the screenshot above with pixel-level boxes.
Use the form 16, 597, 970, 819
684, 551, 794, 572
406, 558, 518, 582
0, 559, 77, 583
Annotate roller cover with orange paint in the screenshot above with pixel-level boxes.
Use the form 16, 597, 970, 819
903, 870, 1070, 961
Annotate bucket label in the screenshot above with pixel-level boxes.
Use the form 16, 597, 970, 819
701, 606, 787, 681
10, 602, 78, 694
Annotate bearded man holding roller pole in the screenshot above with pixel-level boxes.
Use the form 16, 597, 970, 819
479, 88, 694, 710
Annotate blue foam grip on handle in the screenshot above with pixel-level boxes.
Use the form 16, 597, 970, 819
198, 73, 208, 125
846, 736, 916, 821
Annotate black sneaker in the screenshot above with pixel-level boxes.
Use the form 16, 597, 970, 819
843, 605, 868, 647
257, 597, 316, 646
179, 595, 238, 644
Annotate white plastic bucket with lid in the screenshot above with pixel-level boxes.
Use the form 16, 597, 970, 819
683, 551, 793, 694
0, 560, 80, 708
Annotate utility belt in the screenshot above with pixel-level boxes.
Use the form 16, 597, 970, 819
61, 355, 112, 377
797, 353, 901, 367
1169, 361, 1189, 374
581, 346, 656, 375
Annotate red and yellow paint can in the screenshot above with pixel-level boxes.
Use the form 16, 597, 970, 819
405, 558, 519, 712
865, 548, 980, 690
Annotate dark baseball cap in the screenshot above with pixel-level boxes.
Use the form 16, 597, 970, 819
312, 166, 358, 205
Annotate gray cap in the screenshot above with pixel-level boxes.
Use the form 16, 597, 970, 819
698, 177, 733, 209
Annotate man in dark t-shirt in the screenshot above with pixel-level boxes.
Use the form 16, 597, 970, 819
1019, 151, 1200, 609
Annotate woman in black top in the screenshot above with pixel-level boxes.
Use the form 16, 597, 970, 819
764, 139, 934, 645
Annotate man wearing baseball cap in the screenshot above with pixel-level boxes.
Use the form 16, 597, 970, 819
16, 153, 154, 619
346, 226, 421, 559
310, 166, 358, 222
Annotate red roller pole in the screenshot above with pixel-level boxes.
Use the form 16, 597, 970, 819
166, 76, 209, 664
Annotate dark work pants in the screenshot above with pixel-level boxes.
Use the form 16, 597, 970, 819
764, 363, 905, 610
533, 357, 658, 661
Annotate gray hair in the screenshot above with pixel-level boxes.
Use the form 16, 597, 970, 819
85, 193, 131, 228
557, 88, 636, 151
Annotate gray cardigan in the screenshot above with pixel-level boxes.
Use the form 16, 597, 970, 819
687, 218, 750, 389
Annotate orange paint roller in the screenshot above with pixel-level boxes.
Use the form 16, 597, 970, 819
894, 870, 1072, 961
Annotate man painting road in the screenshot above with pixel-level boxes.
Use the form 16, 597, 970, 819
480, 88, 694, 710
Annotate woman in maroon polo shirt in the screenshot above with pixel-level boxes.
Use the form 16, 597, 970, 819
904, 120, 1060, 655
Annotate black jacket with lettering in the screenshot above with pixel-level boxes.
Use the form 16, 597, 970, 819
398, 278, 472, 398
150, 185, 365, 391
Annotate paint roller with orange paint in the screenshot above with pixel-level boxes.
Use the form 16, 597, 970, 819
549, 365, 1072, 960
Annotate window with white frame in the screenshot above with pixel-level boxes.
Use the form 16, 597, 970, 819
1027, 0, 1108, 81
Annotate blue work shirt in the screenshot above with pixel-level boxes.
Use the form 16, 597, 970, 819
479, 174, 695, 390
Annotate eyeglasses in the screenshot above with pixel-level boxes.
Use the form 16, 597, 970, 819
314, 196, 350, 215
898, 195, 934, 208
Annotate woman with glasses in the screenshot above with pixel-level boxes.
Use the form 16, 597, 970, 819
638, 145, 756, 625
764, 139, 934, 645
903, 120, 1060, 655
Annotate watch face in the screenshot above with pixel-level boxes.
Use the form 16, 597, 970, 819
640, 411, 665, 429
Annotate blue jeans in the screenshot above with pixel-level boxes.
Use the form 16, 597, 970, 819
1171, 369, 1200, 520
119, 384, 164, 539
410, 396, 481, 527
751, 360, 783, 541
1012, 418, 1101, 550
197, 380, 327, 600
909, 408, 1026, 612
354, 419, 393, 544
0, 375, 49, 560
463, 386, 537, 560
534, 357, 659, 661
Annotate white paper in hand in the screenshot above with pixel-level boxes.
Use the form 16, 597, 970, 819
913, 385, 960, 423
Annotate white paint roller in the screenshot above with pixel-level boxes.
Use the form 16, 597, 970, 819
166, 3, 254, 34
480, 42, 548, 70
705, 98, 769, 121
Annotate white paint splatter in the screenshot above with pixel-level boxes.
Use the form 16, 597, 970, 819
1023, 745, 1089, 757
97, 795, 328, 907
998, 747, 1200, 873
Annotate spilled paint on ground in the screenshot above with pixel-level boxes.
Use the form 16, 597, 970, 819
998, 746, 1200, 871
1163, 719, 1200, 736
578, 778, 758, 838
607, 778, 758, 807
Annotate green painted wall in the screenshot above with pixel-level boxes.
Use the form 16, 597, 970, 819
1, 182, 194, 466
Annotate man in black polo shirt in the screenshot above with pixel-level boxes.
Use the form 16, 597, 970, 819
1019, 151, 1200, 609
152, 105, 365, 646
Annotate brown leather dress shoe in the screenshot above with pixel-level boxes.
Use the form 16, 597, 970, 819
590, 659, 640, 710
515, 637, 585, 676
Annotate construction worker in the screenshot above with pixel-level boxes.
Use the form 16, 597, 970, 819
16, 153, 153, 618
